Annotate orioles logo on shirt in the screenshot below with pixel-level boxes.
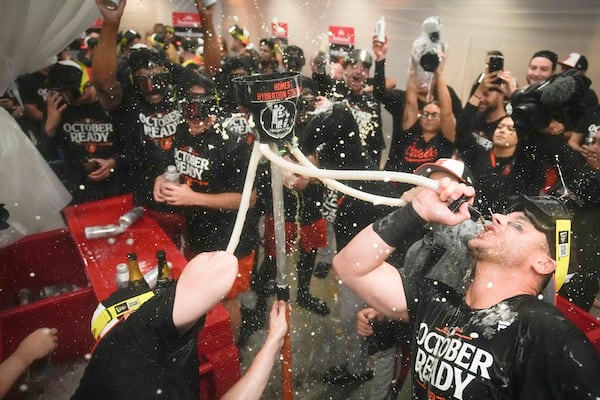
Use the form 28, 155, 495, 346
159, 137, 173, 151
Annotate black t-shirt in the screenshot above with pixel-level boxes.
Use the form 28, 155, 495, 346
44, 100, 124, 204
455, 129, 518, 213
299, 102, 398, 249
256, 162, 325, 225
384, 123, 455, 175
456, 103, 503, 151
309, 74, 386, 165
71, 283, 205, 400
402, 278, 600, 399
173, 120, 256, 257
111, 90, 182, 208
17, 71, 58, 159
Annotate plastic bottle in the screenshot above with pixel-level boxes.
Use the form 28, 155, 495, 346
376, 16, 386, 43
115, 263, 130, 289
163, 165, 180, 183
127, 253, 149, 288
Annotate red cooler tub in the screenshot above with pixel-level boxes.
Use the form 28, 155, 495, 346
62, 194, 240, 399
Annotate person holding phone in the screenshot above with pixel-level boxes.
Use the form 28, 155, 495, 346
41, 60, 126, 205
458, 52, 511, 153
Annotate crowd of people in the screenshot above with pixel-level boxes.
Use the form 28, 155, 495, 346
2, 0, 600, 398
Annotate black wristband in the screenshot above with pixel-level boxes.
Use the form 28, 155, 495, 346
372, 204, 426, 248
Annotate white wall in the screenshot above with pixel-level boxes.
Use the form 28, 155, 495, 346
120, 0, 600, 102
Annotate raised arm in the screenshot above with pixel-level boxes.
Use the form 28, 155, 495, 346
434, 56, 456, 142
93, 0, 125, 111
333, 178, 474, 321
196, 1, 220, 78
372, 35, 388, 101
220, 300, 288, 400
402, 63, 420, 130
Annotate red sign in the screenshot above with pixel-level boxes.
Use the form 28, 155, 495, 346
172, 12, 201, 28
328, 25, 355, 45
271, 22, 288, 39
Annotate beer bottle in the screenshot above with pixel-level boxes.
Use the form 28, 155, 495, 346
127, 253, 149, 288
155, 250, 173, 293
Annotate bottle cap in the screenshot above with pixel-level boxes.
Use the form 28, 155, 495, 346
116, 263, 129, 273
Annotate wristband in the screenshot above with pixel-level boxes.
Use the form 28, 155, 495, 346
372, 204, 426, 248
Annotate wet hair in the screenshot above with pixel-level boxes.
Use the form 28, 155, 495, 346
531, 50, 558, 71
178, 68, 215, 95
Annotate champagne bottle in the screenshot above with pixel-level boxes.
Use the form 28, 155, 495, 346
155, 250, 173, 293
127, 253, 149, 288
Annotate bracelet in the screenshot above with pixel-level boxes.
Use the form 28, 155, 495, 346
372, 204, 426, 248
472, 94, 482, 101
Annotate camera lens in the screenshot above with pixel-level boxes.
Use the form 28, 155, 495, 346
420, 53, 439, 72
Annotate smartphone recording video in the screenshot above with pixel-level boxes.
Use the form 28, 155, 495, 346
488, 55, 504, 73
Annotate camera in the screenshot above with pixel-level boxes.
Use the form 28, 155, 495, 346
411, 16, 446, 72
488, 55, 504, 73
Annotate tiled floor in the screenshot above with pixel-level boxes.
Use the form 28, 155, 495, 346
239, 264, 381, 400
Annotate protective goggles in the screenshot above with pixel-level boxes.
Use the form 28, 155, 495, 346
181, 94, 218, 120
133, 72, 170, 96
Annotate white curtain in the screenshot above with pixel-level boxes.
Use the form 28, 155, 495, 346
0, 0, 100, 248
0, 0, 100, 94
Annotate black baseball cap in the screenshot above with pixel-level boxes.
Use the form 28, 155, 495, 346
507, 195, 571, 260
559, 52, 588, 71
283, 45, 306, 71
47, 60, 88, 94
507, 195, 572, 304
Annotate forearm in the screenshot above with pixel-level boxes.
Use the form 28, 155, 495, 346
92, 19, 122, 110
436, 74, 456, 142
373, 59, 387, 100
23, 104, 42, 122
192, 190, 255, 210
0, 353, 29, 398
402, 86, 418, 130
334, 204, 426, 320
198, 10, 220, 77
43, 117, 58, 138
220, 337, 281, 400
